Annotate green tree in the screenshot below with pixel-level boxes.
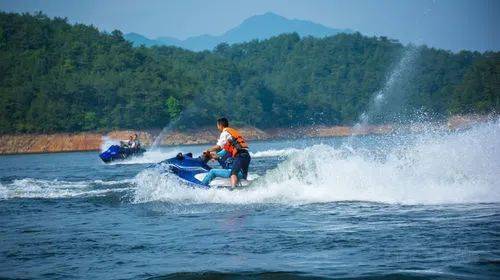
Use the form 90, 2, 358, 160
166, 96, 182, 121
0, 11, 497, 134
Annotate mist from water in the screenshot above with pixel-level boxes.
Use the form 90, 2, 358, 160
151, 120, 178, 149
352, 46, 421, 135
151, 95, 207, 149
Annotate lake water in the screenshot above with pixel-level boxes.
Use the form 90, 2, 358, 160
1, 121, 499, 279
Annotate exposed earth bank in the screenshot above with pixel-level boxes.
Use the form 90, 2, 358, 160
0, 115, 490, 154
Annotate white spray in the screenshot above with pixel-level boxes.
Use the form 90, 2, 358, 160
133, 119, 500, 205
352, 46, 420, 135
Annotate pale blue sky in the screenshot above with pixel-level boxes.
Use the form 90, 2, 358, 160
0, 0, 498, 52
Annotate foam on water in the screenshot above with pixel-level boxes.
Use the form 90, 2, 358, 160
133, 119, 500, 205
251, 148, 300, 158
0, 178, 133, 199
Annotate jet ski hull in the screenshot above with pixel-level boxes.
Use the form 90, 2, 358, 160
155, 154, 211, 188
155, 153, 252, 189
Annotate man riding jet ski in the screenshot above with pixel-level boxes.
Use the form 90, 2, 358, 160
155, 150, 252, 189
153, 117, 252, 188
204, 117, 251, 188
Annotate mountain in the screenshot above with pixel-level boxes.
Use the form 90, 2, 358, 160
124, 12, 352, 51
123, 32, 161, 47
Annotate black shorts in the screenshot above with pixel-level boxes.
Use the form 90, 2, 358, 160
231, 149, 251, 179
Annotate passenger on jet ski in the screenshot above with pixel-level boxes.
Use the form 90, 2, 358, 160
205, 117, 251, 188
177, 151, 210, 164
120, 134, 141, 151
99, 134, 145, 163
120, 135, 135, 148
131, 134, 142, 150
201, 150, 244, 186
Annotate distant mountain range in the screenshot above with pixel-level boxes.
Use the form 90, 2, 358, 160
124, 12, 352, 51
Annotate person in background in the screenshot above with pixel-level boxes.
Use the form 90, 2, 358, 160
131, 133, 141, 150
119, 134, 141, 152
120, 135, 135, 149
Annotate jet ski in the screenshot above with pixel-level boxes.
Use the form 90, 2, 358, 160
99, 145, 146, 163
154, 152, 252, 189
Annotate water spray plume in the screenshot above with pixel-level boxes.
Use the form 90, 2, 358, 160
352, 46, 421, 135
151, 93, 209, 149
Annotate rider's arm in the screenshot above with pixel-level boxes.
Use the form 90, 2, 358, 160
207, 131, 230, 152
207, 145, 221, 152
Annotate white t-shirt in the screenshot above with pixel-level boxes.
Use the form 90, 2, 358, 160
130, 140, 138, 148
127, 140, 135, 148
216, 129, 232, 148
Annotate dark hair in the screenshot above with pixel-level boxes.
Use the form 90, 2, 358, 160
217, 117, 229, 127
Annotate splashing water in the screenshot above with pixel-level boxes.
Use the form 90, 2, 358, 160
250, 148, 301, 158
151, 103, 199, 149
100, 136, 120, 152
151, 122, 177, 149
133, 119, 500, 205
0, 178, 134, 199
353, 46, 420, 134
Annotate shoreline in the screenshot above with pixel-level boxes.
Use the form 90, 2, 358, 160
0, 125, 390, 155
0, 115, 490, 155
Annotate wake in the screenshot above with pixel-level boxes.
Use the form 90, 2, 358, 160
133, 119, 500, 205
0, 178, 134, 199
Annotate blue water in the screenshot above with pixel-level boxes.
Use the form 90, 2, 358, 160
1, 123, 499, 279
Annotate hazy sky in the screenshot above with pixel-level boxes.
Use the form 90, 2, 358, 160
0, 0, 498, 52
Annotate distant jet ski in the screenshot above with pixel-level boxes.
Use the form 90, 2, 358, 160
99, 145, 146, 163
154, 152, 252, 189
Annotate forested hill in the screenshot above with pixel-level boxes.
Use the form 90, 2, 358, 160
0, 12, 498, 134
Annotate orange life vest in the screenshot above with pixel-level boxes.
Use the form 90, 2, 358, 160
222, 127, 249, 157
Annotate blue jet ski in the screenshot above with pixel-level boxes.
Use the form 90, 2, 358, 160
99, 145, 146, 163
154, 152, 253, 189
154, 152, 211, 188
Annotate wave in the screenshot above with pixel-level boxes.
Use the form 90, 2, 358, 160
251, 148, 300, 158
0, 178, 133, 199
133, 119, 500, 205
145, 270, 453, 280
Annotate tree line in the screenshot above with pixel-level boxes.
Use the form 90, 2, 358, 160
0, 12, 498, 133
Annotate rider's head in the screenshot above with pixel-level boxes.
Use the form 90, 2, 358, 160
134, 133, 138, 140
217, 117, 229, 132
